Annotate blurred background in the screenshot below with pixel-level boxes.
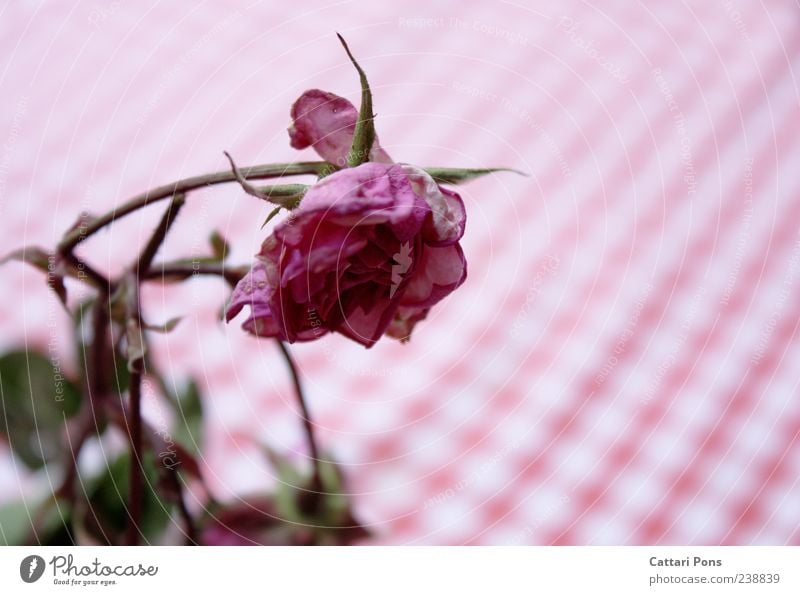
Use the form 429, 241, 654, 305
1, 0, 799, 544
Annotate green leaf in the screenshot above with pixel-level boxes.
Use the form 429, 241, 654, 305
264, 447, 305, 485
264, 448, 305, 522
0, 350, 81, 470
199, 446, 370, 544
423, 166, 528, 185
263, 449, 362, 533
82, 453, 173, 544
208, 231, 229, 261
0, 497, 74, 545
337, 34, 376, 167
142, 317, 182, 334
36, 498, 75, 545
172, 379, 203, 454
200, 496, 302, 545
0, 500, 32, 545
317, 458, 349, 521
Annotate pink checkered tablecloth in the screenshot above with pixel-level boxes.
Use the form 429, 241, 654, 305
1, 0, 799, 545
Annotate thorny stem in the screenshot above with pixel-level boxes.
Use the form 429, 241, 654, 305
276, 340, 324, 513
89, 297, 111, 402
53, 157, 497, 258
166, 472, 198, 545
137, 194, 186, 273
143, 262, 248, 287
46, 160, 329, 544
125, 361, 144, 546
62, 252, 112, 292
57, 161, 332, 254
124, 272, 145, 546
38, 157, 286, 544
104, 396, 208, 545
124, 196, 187, 545
223, 152, 307, 207
55, 412, 98, 505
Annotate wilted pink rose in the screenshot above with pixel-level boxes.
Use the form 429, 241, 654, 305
227, 162, 466, 346
226, 90, 467, 346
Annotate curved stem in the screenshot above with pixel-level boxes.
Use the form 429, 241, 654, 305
123, 269, 145, 546
125, 362, 144, 546
142, 262, 248, 286
137, 194, 186, 273
166, 471, 197, 545
124, 195, 187, 545
275, 340, 323, 511
58, 160, 332, 253
63, 252, 112, 292
54, 161, 496, 257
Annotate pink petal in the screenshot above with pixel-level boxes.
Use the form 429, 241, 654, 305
400, 243, 467, 308
400, 165, 466, 245
226, 259, 271, 322
227, 260, 284, 339
241, 302, 282, 338
288, 89, 391, 165
333, 293, 401, 348
277, 164, 426, 258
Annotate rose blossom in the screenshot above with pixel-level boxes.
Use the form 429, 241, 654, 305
226, 90, 467, 347
288, 89, 392, 166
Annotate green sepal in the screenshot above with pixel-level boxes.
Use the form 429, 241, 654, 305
423, 166, 528, 185
337, 34, 376, 168
256, 184, 307, 200
262, 206, 283, 229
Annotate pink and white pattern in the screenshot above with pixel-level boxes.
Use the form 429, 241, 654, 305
0, 0, 798, 544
